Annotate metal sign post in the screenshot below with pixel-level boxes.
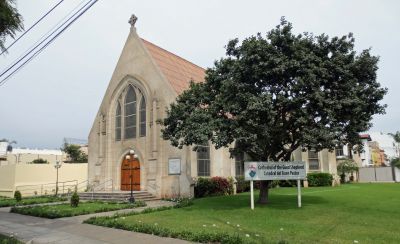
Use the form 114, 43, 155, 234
297, 179, 301, 208
250, 180, 254, 210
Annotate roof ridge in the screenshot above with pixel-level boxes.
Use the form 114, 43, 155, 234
140, 38, 206, 71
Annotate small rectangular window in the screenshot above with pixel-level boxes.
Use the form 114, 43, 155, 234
308, 150, 320, 170
336, 147, 344, 157
235, 153, 244, 176
197, 145, 210, 176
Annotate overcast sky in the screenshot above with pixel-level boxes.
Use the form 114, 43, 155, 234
0, 0, 399, 149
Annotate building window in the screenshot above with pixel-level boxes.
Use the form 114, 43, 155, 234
115, 102, 121, 141
197, 144, 210, 176
308, 150, 320, 170
124, 86, 136, 139
235, 153, 244, 176
139, 95, 146, 137
336, 147, 344, 157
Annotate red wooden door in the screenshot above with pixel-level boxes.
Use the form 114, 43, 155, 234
121, 158, 140, 191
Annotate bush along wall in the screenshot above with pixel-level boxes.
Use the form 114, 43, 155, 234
235, 176, 250, 193
194, 177, 234, 198
307, 173, 333, 186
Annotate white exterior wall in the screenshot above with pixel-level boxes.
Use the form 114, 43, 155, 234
360, 139, 372, 167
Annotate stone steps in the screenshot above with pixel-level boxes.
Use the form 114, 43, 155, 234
79, 191, 159, 202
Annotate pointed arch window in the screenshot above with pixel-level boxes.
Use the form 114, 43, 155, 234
124, 86, 136, 139
139, 95, 146, 137
197, 144, 210, 176
115, 102, 122, 141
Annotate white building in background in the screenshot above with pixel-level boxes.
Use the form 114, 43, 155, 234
359, 134, 373, 167
0, 142, 66, 166
369, 132, 399, 160
0, 142, 8, 161
334, 134, 372, 167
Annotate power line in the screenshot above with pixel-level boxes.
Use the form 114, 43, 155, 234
0, 0, 65, 55
0, 0, 94, 79
0, 0, 98, 86
1, 0, 88, 79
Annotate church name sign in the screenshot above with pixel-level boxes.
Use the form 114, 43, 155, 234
244, 161, 306, 181
244, 161, 306, 210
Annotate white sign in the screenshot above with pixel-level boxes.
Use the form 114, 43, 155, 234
168, 158, 181, 175
245, 161, 306, 181
245, 161, 306, 210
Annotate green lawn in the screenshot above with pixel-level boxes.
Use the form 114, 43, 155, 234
0, 234, 22, 244
10, 201, 145, 218
87, 184, 400, 243
0, 196, 67, 207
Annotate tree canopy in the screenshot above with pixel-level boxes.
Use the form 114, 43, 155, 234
0, 0, 23, 52
62, 143, 88, 163
389, 131, 400, 143
160, 18, 387, 203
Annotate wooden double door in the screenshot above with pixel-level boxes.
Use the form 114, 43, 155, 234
121, 158, 140, 191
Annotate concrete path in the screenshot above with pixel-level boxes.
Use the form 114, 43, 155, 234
0, 201, 190, 244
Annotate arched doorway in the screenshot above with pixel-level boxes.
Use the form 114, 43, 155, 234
121, 157, 140, 191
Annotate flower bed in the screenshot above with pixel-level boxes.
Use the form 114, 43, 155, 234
0, 196, 67, 207
10, 201, 146, 219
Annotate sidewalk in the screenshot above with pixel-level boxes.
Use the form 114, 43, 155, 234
0, 201, 190, 244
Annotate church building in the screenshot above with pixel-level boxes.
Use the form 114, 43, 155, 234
88, 15, 339, 198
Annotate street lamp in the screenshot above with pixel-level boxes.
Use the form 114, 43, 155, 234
125, 149, 138, 203
54, 161, 62, 196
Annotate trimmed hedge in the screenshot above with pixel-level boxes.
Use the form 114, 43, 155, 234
307, 173, 333, 186
194, 177, 234, 198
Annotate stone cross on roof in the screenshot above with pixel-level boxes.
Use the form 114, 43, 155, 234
128, 14, 138, 27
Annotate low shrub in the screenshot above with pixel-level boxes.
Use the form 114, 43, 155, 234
14, 191, 22, 202
212, 176, 231, 195
70, 191, 79, 207
236, 176, 250, 193
270, 180, 300, 188
194, 177, 234, 198
194, 177, 215, 198
307, 173, 333, 186
31, 158, 49, 164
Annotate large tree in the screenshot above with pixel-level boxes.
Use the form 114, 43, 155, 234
160, 18, 387, 204
0, 0, 23, 52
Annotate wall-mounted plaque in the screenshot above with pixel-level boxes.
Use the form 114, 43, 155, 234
168, 158, 181, 175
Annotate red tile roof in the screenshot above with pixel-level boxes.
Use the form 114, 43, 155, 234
359, 134, 372, 141
141, 39, 206, 95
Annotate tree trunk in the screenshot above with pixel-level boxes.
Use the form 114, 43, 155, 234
258, 180, 270, 204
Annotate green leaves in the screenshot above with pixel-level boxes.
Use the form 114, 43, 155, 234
0, 0, 24, 52
160, 18, 386, 162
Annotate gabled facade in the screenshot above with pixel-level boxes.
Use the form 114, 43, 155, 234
88, 16, 340, 197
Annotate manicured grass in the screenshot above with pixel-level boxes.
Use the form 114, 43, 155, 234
0, 234, 22, 244
0, 196, 67, 207
10, 201, 146, 219
86, 184, 400, 243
